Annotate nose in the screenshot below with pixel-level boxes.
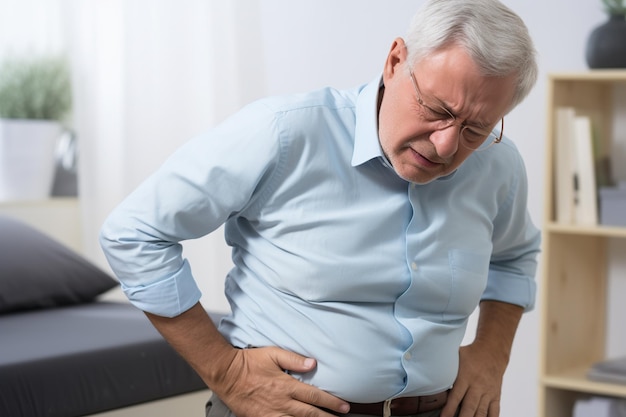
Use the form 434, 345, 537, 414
429, 124, 460, 158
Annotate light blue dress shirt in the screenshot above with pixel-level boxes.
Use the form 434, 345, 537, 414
100, 75, 540, 403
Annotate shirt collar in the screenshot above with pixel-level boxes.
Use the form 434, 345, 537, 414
350, 74, 458, 182
351, 75, 385, 167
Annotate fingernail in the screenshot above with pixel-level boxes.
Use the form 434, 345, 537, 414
339, 403, 350, 413
303, 358, 315, 368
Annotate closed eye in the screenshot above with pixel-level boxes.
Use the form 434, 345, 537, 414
463, 126, 491, 142
420, 102, 454, 122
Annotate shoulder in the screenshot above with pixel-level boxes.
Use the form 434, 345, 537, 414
254, 86, 360, 123
233, 87, 362, 153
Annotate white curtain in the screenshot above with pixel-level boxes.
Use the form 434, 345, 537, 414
66, 0, 266, 311
1, 0, 266, 312
0, 0, 66, 61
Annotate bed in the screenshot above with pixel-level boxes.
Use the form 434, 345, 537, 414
0, 215, 222, 417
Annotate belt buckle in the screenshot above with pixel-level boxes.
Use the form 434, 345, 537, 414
383, 399, 392, 417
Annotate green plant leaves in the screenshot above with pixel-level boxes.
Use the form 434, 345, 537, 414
0, 55, 72, 122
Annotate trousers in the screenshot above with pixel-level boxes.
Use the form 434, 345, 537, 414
205, 393, 459, 417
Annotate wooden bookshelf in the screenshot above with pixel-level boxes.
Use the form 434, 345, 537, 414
539, 71, 626, 417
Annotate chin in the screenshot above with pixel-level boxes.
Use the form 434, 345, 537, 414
394, 166, 440, 185
387, 148, 451, 184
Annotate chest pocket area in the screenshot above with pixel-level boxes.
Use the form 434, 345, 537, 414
445, 249, 490, 320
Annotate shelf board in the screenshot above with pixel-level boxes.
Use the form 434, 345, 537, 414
546, 222, 626, 238
542, 366, 626, 398
549, 71, 626, 82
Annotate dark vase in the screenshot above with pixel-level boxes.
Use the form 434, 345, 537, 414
586, 14, 626, 68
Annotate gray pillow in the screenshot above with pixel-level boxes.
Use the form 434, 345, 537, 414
0, 215, 118, 314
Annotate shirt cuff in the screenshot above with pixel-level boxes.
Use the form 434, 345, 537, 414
482, 270, 537, 312
121, 259, 202, 317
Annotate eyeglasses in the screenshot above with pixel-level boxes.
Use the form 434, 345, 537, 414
408, 70, 503, 151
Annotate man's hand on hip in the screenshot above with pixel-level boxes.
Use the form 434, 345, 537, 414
214, 346, 350, 417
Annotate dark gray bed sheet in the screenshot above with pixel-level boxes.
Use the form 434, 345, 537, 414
0, 302, 224, 417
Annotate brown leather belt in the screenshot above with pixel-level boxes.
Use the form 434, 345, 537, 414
346, 390, 449, 416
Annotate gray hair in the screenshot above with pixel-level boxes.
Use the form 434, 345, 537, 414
404, 0, 538, 111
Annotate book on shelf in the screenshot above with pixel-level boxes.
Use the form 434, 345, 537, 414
573, 115, 598, 225
588, 356, 626, 385
553, 107, 599, 225
554, 107, 577, 224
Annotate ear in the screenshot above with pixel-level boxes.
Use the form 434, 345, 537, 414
383, 37, 408, 85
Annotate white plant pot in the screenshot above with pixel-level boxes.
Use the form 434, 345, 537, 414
0, 119, 63, 201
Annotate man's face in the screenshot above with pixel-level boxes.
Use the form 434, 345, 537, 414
378, 39, 517, 184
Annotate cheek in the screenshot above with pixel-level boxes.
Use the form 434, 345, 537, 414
379, 105, 419, 153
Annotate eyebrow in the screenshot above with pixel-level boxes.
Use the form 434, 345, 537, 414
430, 97, 491, 130
411, 70, 495, 130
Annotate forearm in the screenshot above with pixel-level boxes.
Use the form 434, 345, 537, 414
145, 302, 349, 417
473, 300, 524, 366
144, 302, 237, 388
442, 300, 525, 417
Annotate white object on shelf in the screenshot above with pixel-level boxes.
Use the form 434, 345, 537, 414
573, 115, 599, 226
554, 106, 577, 224
573, 397, 612, 417
574, 396, 626, 417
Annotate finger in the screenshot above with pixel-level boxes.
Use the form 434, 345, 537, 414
440, 401, 460, 417
440, 386, 465, 417
487, 398, 500, 417
290, 384, 350, 415
267, 348, 350, 414
456, 393, 495, 417
271, 347, 318, 373
469, 397, 491, 417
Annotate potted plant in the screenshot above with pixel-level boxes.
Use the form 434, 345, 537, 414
602, 0, 626, 14
586, 0, 626, 68
0, 55, 72, 201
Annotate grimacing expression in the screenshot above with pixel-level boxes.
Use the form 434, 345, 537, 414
378, 39, 517, 184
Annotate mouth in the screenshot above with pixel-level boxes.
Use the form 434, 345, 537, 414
408, 146, 444, 168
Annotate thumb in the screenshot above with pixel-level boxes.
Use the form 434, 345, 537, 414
271, 347, 317, 373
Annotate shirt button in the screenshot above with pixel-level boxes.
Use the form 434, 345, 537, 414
411, 262, 418, 271
404, 352, 412, 360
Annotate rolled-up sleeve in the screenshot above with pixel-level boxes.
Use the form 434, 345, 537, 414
99, 101, 280, 317
482, 148, 541, 311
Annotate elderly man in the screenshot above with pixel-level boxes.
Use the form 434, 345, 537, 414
100, 1, 540, 416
